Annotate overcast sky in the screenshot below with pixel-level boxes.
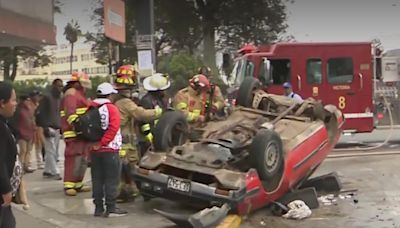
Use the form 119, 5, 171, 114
55, 0, 400, 51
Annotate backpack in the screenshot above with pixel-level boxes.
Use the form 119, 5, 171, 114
73, 104, 106, 142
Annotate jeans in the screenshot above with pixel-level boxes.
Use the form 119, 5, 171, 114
44, 128, 60, 175
0, 206, 16, 228
91, 152, 120, 210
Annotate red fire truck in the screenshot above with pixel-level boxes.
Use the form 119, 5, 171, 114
227, 42, 375, 133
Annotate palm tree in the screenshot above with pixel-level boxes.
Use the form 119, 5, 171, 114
64, 20, 81, 73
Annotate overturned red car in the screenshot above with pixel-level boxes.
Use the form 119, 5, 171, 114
133, 77, 344, 223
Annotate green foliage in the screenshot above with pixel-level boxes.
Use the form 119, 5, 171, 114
157, 51, 203, 94
86, 75, 111, 99
11, 76, 110, 100
13, 78, 50, 98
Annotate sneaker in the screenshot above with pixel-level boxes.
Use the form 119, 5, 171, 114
94, 207, 105, 217
104, 208, 127, 217
37, 164, 45, 169
43, 172, 52, 177
24, 167, 35, 173
52, 174, 62, 181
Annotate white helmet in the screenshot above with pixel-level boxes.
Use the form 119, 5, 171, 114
143, 73, 171, 91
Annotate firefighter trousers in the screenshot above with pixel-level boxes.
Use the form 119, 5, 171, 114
63, 140, 90, 190
118, 143, 139, 200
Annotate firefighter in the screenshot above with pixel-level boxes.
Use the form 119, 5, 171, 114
197, 66, 225, 113
113, 65, 163, 202
60, 71, 92, 196
138, 73, 171, 156
173, 74, 225, 124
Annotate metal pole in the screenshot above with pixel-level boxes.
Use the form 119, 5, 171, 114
108, 38, 113, 75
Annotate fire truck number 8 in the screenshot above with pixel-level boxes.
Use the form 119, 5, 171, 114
338, 96, 346, 110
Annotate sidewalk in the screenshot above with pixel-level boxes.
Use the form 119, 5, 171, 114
15, 168, 171, 228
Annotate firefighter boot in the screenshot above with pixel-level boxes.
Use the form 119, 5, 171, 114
76, 185, 91, 192
65, 188, 77, 196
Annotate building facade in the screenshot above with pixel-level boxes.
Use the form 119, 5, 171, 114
15, 43, 108, 81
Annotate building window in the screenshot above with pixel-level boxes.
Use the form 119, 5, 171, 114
307, 59, 322, 84
327, 58, 353, 84
270, 59, 291, 84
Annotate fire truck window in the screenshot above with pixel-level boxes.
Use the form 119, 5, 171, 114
270, 59, 291, 84
236, 61, 254, 85
307, 59, 322, 84
327, 58, 354, 84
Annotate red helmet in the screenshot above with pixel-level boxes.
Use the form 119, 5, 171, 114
189, 74, 210, 91
68, 71, 91, 89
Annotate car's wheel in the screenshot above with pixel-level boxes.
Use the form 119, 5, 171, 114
153, 111, 189, 152
250, 129, 284, 181
237, 77, 261, 107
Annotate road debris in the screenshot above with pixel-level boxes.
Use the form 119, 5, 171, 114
282, 200, 312, 220
319, 189, 358, 206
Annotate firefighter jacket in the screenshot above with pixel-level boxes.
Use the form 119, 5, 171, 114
138, 92, 169, 142
114, 96, 161, 145
172, 85, 225, 123
60, 88, 89, 140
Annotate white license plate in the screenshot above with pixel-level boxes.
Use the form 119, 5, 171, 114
167, 177, 191, 193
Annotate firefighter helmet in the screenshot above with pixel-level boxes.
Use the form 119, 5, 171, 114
189, 74, 210, 91
114, 65, 137, 89
68, 71, 92, 89
143, 73, 171, 91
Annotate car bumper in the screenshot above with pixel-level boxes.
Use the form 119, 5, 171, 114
133, 168, 247, 208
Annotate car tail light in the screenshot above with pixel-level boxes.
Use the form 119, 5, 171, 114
138, 167, 150, 176
215, 188, 230, 196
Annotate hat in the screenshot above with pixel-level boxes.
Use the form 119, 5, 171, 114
283, 82, 292, 88
97, 82, 118, 95
143, 73, 171, 91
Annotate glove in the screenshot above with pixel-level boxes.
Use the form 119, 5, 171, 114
155, 107, 163, 118
119, 149, 127, 158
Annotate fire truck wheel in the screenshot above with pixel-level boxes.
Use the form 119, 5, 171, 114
237, 77, 261, 107
153, 111, 189, 152
250, 129, 284, 181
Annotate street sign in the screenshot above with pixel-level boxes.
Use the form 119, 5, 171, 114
136, 34, 153, 50
104, 0, 126, 43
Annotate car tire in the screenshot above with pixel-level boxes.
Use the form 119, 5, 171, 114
237, 77, 261, 107
250, 129, 284, 181
153, 111, 189, 152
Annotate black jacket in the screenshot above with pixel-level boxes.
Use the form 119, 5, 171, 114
36, 90, 61, 133
0, 115, 17, 205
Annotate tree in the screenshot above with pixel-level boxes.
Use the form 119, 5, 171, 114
157, 51, 204, 94
64, 20, 82, 74
86, 0, 290, 77
0, 47, 51, 81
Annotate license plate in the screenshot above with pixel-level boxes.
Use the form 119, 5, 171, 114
167, 177, 191, 193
